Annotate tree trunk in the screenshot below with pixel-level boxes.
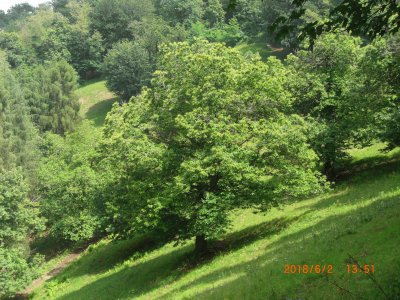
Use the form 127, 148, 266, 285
195, 234, 208, 255
323, 160, 335, 181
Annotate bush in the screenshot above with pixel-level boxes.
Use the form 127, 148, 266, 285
190, 18, 244, 46
102, 41, 151, 101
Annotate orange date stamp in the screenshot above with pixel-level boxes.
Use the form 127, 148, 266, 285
284, 264, 376, 274
284, 264, 334, 274
347, 264, 375, 274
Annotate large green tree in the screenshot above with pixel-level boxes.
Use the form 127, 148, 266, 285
0, 53, 38, 175
100, 40, 327, 253
203, 0, 225, 27
19, 8, 72, 62
154, 0, 204, 26
362, 33, 400, 149
224, 0, 263, 35
0, 55, 43, 298
130, 16, 188, 66
66, 0, 104, 78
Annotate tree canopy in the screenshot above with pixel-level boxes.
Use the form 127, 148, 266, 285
100, 40, 327, 252
102, 41, 152, 102
271, 0, 400, 48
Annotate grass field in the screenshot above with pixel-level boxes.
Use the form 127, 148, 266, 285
234, 35, 290, 61
76, 79, 118, 127
30, 138, 400, 299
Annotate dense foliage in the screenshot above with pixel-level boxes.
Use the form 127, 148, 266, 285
0, 0, 399, 297
19, 60, 80, 134
272, 0, 400, 48
102, 41, 152, 102
90, 0, 154, 49
287, 34, 372, 176
38, 123, 103, 243
0, 54, 38, 174
0, 56, 43, 298
99, 41, 327, 252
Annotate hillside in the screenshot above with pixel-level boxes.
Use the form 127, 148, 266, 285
29, 141, 400, 299
1, 1, 399, 299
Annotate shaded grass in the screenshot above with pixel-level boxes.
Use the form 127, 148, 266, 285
30, 147, 400, 300
336, 143, 400, 181
234, 35, 290, 61
235, 41, 274, 61
85, 97, 118, 127
76, 79, 118, 127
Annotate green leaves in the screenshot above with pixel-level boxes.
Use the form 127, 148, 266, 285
90, 0, 155, 49
0, 169, 44, 298
0, 54, 39, 175
100, 40, 327, 247
20, 60, 80, 134
38, 122, 103, 243
286, 33, 380, 177
270, 0, 400, 48
102, 41, 152, 101
0, 170, 44, 248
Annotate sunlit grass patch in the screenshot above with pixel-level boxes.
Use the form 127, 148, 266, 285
76, 79, 118, 127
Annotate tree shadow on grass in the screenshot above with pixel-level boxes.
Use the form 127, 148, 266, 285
47, 157, 400, 299
60, 235, 167, 279
212, 216, 299, 254
49, 191, 400, 300
155, 194, 400, 300
30, 234, 72, 261
85, 97, 118, 127
45, 217, 297, 300
298, 160, 400, 213
336, 148, 400, 182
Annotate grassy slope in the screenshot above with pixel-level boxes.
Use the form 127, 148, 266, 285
31, 144, 400, 300
234, 35, 289, 61
235, 41, 274, 60
76, 79, 118, 127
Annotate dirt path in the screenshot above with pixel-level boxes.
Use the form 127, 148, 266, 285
266, 43, 284, 52
15, 253, 80, 299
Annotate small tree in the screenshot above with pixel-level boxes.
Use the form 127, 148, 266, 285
20, 60, 80, 135
102, 41, 151, 102
286, 33, 385, 178
100, 40, 327, 254
38, 122, 103, 243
